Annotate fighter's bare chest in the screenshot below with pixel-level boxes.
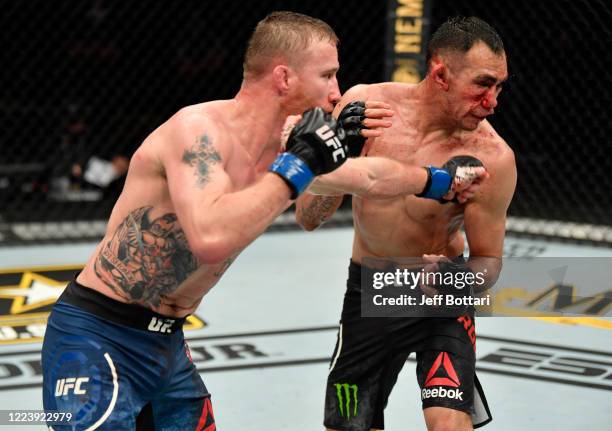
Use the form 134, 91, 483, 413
361, 129, 475, 219
366, 132, 477, 167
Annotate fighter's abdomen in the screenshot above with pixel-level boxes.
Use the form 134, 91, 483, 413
352, 196, 464, 261
93, 206, 199, 308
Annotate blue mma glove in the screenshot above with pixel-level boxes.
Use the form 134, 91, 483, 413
270, 107, 348, 199
417, 155, 484, 203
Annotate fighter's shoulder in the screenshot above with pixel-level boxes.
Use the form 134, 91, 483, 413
340, 82, 410, 102
158, 102, 231, 159
339, 84, 369, 102
169, 103, 222, 138
478, 122, 515, 170
375, 81, 415, 98
471, 124, 516, 204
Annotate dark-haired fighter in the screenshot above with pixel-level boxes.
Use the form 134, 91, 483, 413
297, 16, 516, 431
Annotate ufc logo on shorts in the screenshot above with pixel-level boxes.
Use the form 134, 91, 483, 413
148, 316, 175, 333
316, 125, 346, 163
55, 377, 89, 396
421, 387, 464, 401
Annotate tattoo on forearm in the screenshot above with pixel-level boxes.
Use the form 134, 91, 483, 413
94, 206, 199, 307
182, 134, 221, 187
301, 196, 341, 225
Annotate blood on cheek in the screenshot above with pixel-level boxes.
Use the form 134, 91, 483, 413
468, 94, 486, 110
460, 87, 486, 106
473, 91, 487, 103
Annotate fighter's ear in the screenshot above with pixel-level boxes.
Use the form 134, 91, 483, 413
272, 65, 291, 95
430, 56, 450, 91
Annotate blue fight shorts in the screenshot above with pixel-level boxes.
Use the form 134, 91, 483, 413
42, 280, 216, 430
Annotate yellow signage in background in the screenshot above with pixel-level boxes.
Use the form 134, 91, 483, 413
486, 283, 612, 330
392, 59, 422, 83
0, 265, 206, 345
387, 0, 430, 83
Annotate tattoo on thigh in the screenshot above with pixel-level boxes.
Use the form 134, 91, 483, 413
182, 134, 221, 187
94, 206, 199, 307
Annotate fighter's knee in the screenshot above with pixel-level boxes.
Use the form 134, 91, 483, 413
425, 407, 472, 431
429, 419, 471, 431
429, 422, 468, 431
326, 429, 380, 431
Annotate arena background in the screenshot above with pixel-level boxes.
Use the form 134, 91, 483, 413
1, 0, 611, 244
0, 2, 611, 430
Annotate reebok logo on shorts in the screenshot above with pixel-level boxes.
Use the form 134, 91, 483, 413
424, 352, 460, 387
422, 387, 464, 401
422, 352, 463, 401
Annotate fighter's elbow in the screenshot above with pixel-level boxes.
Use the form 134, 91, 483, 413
295, 201, 323, 232
190, 236, 234, 265
295, 212, 321, 232
300, 220, 322, 231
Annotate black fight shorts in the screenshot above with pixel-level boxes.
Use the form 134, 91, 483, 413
324, 260, 492, 431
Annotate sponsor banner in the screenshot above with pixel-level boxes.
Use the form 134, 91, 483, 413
1, 326, 610, 393
385, 0, 432, 83
475, 335, 612, 391
0, 327, 336, 391
0, 265, 205, 345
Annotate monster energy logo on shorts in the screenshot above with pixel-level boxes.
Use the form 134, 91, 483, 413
334, 383, 358, 419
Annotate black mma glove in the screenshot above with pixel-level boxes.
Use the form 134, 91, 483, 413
269, 107, 348, 199
337, 101, 367, 157
417, 155, 484, 203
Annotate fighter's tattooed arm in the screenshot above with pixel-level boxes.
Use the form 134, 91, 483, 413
296, 194, 344, 230
94, 206, 199, 308
182, 134, 222, 187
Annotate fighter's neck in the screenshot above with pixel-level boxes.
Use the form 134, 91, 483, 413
231, 86, 287, 168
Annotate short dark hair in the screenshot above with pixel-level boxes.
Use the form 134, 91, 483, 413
426, 16, 504, 67
243, 11, 338, 79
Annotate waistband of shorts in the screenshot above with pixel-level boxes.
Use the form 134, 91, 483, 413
348, 259, 420, 286
347, 259, 364, 287
58, 279, 187, 334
